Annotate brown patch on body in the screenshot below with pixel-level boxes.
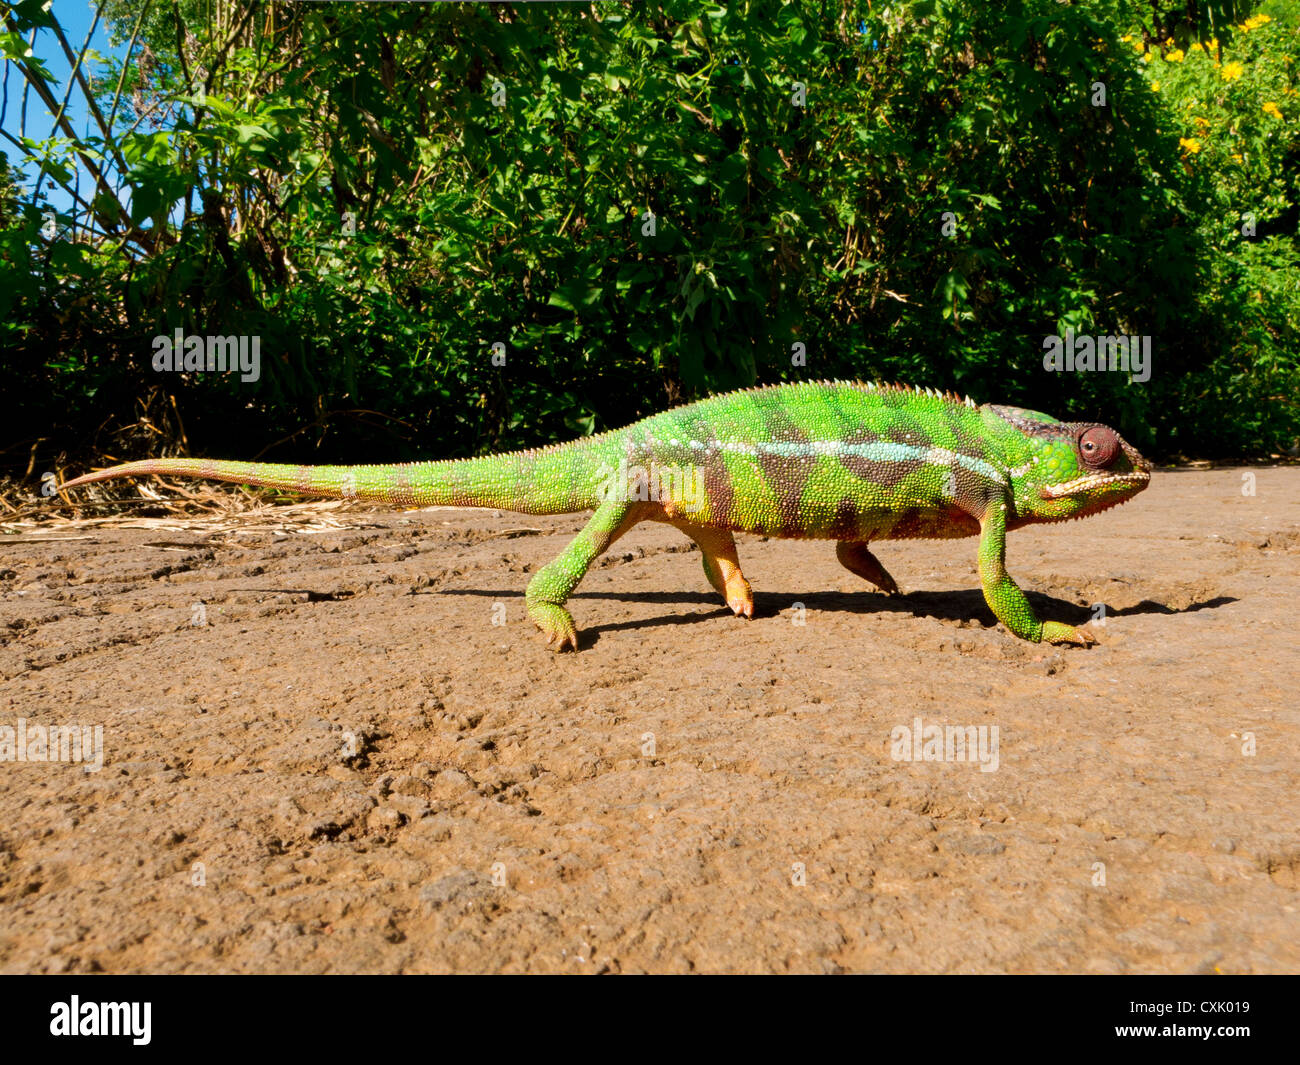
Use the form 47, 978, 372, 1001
875, 505, 980, 541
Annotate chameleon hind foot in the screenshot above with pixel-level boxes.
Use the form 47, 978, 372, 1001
673, 521, 753, 618
704, 554, 754, 617
836, 541, 900, 595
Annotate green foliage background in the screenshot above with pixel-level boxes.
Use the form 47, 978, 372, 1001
1, 0, 1297, 471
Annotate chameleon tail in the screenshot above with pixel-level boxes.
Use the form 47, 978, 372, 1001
59, 440, 614, 516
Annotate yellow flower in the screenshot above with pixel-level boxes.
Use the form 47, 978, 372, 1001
1193, 115, 1210, 128
1166, 49, 1184, 62
1220, 62, 1244, 81
1263, 102, 1283, 119
1141, 52, 1151, 63
1179, 137, 1202, 154
1232, 153, 1243, 163
1151, 80, 1161, 92
1243, 14, 1271, 31
1121, 34, 1132, 43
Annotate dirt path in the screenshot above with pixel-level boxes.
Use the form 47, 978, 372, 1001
1, 467, 1297, 973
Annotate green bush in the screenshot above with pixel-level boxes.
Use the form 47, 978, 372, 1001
0, 0, 1295, 471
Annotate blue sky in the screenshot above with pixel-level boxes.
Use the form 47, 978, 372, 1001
3, 0, 128, 216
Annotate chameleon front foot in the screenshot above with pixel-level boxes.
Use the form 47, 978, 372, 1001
979, 508, 1104, 649
527, 600, 580, 652
1041, 621, 1098, 647
521, 498, 643, 653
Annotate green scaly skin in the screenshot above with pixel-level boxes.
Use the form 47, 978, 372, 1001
61, 381, 1151, 651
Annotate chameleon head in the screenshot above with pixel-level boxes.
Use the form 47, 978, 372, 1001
988, 405, 1152, 523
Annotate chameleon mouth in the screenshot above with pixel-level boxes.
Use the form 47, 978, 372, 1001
1040, 470, 1151, 499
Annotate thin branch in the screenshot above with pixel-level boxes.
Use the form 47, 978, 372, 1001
203, 1, 260, 99
48, 2, 133, 183
172, 1, 193, 91
19, 26, 37, 138
0, 11, 133, 243
105, 0, 154, 139
1, 37, 10, 129
32, 3, 104, 203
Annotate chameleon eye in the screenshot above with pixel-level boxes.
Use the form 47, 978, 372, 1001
1078, 426, 1120, 469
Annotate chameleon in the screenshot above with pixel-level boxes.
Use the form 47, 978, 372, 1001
61, 381, 1151, 651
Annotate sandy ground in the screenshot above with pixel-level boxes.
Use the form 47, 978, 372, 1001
1, 466, 1297, 973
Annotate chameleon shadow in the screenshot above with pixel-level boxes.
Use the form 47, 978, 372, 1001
441, 588, 1235, 642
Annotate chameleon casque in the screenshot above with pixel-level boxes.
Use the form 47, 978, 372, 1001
62, 381, 1151, 650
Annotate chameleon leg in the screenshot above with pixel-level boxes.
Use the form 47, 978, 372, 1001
670, 520, 753, 618
835, 540, 900, 595
977, 501, 1096, 646
525, 499, 644, 651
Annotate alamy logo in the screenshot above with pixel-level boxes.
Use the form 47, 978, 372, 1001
152, 328, 261, 382
50, 996, 151, 1045
0, 718, 103, 772
596, 459, 704, 512
890, 716, 1000, 773
1042, 329, 1151, 383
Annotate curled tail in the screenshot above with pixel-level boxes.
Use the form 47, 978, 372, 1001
60, 439, 615, 516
